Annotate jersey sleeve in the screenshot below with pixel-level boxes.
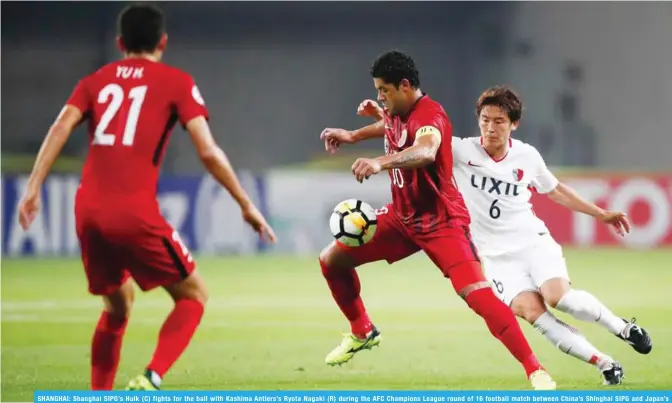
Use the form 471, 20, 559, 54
451, 137, 470, 162
528, 145, 559, 194
410, 107, 449, 145
65, 78, 91, 114
175, 73, 209, 127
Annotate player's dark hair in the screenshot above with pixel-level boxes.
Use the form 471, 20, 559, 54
370, 50, 420, 88
476, 86, 523, 123
118, 4, 165, 53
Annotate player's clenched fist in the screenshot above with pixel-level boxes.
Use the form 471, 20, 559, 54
320, 128, 355, 154
351, 158, 382, 183
357, 99, 384, 121
241, 203, 277, 243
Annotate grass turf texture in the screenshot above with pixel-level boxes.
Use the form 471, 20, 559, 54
2, 249, 671, 399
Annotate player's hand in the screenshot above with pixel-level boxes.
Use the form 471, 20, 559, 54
18, 189, 41, 231
320, 128, 355, 154
357, 99, 384, 121
351, 158, 382, 183
598, 210, 631, 236
241, 203, 277, 244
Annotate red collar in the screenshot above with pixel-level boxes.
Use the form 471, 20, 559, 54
480, 137, 512, 162
399, 93, 427, 122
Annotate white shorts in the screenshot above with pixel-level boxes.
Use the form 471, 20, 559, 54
481, 233, 570, 306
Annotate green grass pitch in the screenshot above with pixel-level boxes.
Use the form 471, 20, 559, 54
2, 249, 671, 400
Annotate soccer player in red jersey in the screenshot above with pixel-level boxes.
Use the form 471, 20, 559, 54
17, 4, 276, 391
319, 51, 555, 389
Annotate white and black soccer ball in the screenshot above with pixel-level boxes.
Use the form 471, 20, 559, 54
329, 199, 378, 247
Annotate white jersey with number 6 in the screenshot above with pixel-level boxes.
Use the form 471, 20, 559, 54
451, 137, 559, 257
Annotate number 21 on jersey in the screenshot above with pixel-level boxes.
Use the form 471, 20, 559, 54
93, 84, 147, 146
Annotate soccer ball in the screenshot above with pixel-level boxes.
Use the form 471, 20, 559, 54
329, 199, 378, 247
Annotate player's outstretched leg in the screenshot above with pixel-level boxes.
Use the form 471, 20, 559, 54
512, 291, 624, 385
92, 280, 134, 390
319, 244, 381, 366
126, 272, 208, 391
541, 279, 652, 355
450, 262, 556, 390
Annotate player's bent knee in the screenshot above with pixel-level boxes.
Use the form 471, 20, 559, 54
188, 274, 209, 305
102, 280, 135, 319
539, 277, 571, 308
544, 295, 562, 309
193, 283, 209, 305
164, 270, 209, 305
449, 261, 488, 298
511, 291, 547, 324
319, 241, 357, 272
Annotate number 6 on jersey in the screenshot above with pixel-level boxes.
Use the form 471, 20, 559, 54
94, 84, 148, 146
489, 199, 501, 219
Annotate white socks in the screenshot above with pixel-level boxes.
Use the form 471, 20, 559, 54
556, 289, 627, 336
533, 311, 613, 370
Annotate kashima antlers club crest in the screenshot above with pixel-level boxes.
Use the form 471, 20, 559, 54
513, 169, 524, 182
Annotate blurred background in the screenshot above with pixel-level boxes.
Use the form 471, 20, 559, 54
2, 1, 672, 255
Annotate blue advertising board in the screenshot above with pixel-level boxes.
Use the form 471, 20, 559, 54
1, 173, 266, 257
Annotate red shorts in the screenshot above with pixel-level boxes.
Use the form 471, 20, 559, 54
75, 201, 196, 295
336, 203, 484, 291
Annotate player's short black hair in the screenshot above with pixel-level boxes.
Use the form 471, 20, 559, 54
476, 86, 523, 123
118, 4, 165, 53
370, 50, 420, 88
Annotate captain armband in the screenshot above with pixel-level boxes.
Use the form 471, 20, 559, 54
416, 125, 442, 144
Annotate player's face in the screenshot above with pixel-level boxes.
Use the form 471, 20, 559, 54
374, 78, 410, 117
479, 105, 518, 149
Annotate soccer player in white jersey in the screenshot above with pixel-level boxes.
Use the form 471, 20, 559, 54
356, 86, 652, 386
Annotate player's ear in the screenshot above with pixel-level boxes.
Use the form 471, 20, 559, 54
511, 121, 519, 131
116, 36, 126, 53
158, 34, 168, 51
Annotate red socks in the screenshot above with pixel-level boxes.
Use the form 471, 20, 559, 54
465, 287, 542, 377
320, 259, 542, 377
91, 299, 204, 390
91, 312, 128, 390
147, 299, 204, 377
320, 259, 373, 338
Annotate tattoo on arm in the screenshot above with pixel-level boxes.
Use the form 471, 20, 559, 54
377, 125, 441, 170
378, 145, 436, 170
388, 147, 433, 168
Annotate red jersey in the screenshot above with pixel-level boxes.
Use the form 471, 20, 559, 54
66, 58, 209, 206
383, 95, 471, 232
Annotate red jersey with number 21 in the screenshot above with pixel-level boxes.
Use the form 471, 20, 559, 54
383, 95, 470, 233
66, 58, 209, 206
